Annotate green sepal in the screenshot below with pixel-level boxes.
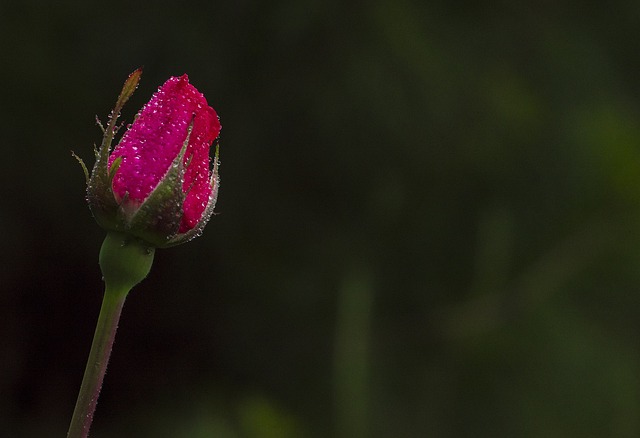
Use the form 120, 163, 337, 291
164, 143, 221, 247
115, 68, 143, 111
87, 165, 121, 231
98, 69, 142, 174
87, 69, 143, 232
108, 156, 123, 180
95, 116, 105, 134
87, 142, 120, 230
124, 124, 192, 247
72, 151, 90, 184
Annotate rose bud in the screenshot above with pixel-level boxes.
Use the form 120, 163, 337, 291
79, 69, 221, 248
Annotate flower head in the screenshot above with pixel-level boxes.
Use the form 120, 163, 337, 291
81, 69, 221, 247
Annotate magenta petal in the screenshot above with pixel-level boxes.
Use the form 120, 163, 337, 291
109, 74, 221, 233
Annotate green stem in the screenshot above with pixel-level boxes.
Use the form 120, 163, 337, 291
66, 285, 128, 438
67, 232, 155, 438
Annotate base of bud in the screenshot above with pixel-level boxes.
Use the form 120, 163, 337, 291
99, 232, 155, 293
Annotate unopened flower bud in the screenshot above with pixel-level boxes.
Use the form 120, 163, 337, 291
80, 70, 221, 247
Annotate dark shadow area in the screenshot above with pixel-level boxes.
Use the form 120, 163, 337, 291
2, 1, 640, 437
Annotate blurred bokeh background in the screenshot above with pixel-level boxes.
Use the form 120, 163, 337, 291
3, 0, 640, 437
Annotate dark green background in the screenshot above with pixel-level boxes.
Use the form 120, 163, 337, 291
3, 1, 640, 437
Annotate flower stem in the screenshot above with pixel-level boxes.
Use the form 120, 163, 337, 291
67, 232, 155, 438
67, 285, 128, 438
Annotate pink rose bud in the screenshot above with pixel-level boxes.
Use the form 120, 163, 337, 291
84, 70, 221, 247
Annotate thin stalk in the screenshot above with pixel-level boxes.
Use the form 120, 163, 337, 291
66, 233, 154, 437
67, 286, 128, 438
